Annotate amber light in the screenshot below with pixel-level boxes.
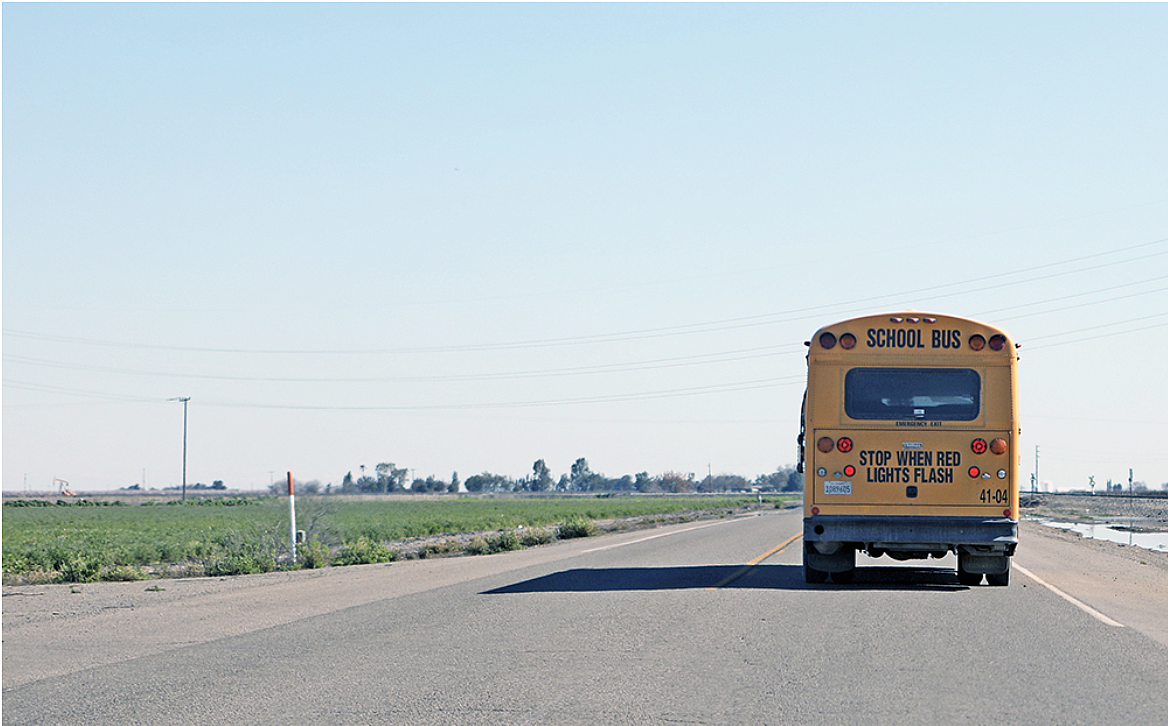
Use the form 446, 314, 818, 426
990, 438, 1008, 455
971, 438, 988, 454
968, 334, 986, 351
819, 332, 837, 349
836, 437, 854, 453
839, 332, 857, 349
817, 436, 835, 453
968, 466, 981, 478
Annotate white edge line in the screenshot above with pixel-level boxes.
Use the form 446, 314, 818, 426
581, 519, 739, 554
1015, 563, 1125, 628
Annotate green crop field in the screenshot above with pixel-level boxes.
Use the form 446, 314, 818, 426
2, 494, 787, 583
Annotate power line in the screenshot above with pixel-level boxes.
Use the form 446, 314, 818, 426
2, 343, 805, 384
5, 236, 1165, 355
191, 375, 807, 411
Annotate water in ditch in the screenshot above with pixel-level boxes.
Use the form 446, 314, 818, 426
1042, 520, 1168, 553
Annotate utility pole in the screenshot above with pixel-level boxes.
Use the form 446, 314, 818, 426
169, 397, 191, 501
1034, 446, 1040, 494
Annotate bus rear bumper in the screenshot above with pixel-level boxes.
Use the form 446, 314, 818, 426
804, 515, 1018, 557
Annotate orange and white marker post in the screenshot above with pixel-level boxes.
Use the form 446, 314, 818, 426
287, 472, 297, 563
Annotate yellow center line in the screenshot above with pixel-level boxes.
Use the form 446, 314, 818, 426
708, 532, 804, 590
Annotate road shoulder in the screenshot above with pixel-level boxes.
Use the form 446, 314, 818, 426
1016, 518, 1168, 648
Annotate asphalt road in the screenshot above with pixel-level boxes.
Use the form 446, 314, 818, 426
5, 510, 1168, 725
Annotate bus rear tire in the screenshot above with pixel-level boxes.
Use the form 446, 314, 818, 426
986, 559, 1011, 587
957, 556, 983, 586
804, 562, 829, 584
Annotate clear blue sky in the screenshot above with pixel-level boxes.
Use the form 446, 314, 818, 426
4, 3, 1167, 493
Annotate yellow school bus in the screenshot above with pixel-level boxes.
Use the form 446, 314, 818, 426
799, 312, 1020, 585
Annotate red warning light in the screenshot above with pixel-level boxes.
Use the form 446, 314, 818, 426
819, 332, 837, 349
989, 334, 1007, 351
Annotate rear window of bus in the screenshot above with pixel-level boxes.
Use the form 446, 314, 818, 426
845, 368, 980, 421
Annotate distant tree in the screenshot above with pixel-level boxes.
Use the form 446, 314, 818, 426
464, 472, 511, 493
341, 472, 355, 494
449, 472, 461, 494
785, 467, 804, 492
570, 458, 603, 491
376, 462, 408, 493
755, 466, 803, 492
532, 459, 553, 492
635, 472, 656, 493
699, 474, 748, 492
556, 474, 570, 492
211, 480, 226, 490
658, 471, 695, 493
411, 476, 447, 493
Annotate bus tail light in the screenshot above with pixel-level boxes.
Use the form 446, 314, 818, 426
817, 436, 834, 453
843, 465, 856, 477
990, 438, 1008, 454
971, 438, 988, 454
836, 437, 854, 453
968, 466, 981, 478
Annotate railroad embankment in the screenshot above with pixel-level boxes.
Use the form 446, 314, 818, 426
1024, 493, 1168, 532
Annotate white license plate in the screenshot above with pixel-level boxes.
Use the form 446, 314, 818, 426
823, 480, 852, 495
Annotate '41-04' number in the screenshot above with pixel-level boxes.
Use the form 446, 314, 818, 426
980, 488, 1009, 504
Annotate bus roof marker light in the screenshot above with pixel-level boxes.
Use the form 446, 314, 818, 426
890, 317, 903, 323
819, 332, 837, 349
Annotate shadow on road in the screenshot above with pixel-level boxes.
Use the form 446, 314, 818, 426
482, 564, 967, 594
